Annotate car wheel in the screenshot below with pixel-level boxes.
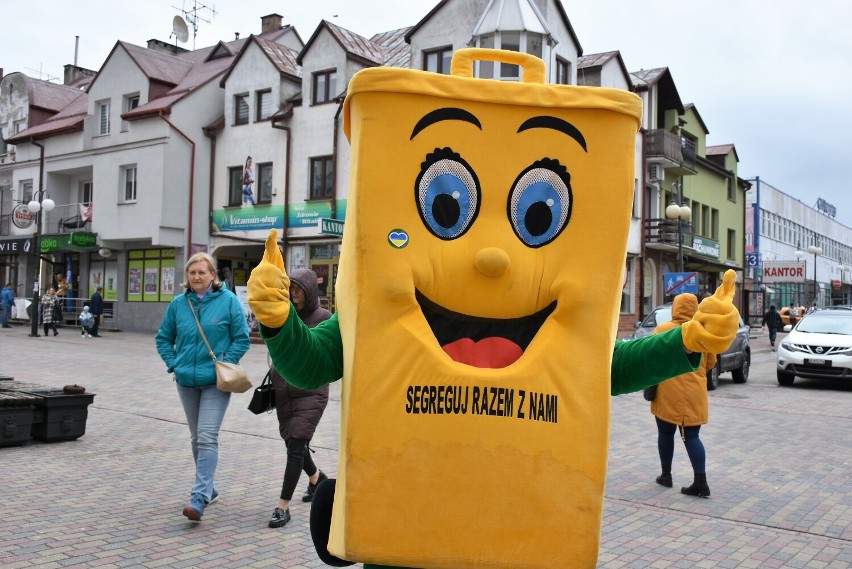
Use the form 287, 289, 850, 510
777, 370, 795, 386
707, 363, 720, 391
732, 350, 750, 383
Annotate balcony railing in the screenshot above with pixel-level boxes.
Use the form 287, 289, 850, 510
645, 217, 694, 248
46, 203, 92, 234
646, 129, 697, 173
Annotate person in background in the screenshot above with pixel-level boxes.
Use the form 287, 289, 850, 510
79, 305, 94, 338
1, 283, 14, 328
155, 252, 250, 522
40, 287, 60, 337
650, 293, 715, 498
762, 305, 783, 350
788, 302, 799, 327
89, 287, 104, 337
268, 268, 332, 529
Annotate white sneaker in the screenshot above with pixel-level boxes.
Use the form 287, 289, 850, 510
87, 334, 92, 338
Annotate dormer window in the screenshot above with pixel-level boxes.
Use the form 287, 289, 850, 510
235, 93, 249, 125
312, 70, 336, 105
98, 100, 111, 135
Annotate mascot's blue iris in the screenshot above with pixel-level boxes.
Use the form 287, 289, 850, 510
416, 148, 480, 240
508, 159, 573, 248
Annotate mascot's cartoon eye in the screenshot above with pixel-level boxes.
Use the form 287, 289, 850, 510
507, 158, 573, 248
415, 148, 481, 240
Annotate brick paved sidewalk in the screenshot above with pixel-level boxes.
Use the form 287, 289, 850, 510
0, 326, 849, 568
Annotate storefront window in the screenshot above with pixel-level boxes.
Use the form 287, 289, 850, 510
127, 248, 176, 302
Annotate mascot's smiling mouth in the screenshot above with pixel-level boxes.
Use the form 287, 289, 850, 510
415, 290, 556, 369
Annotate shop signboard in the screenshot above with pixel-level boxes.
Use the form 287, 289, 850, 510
762, 261, 806, 283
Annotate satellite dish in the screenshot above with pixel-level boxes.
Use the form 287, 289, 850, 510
173, 15, 189, 43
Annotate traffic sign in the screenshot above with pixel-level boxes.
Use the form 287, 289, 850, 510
664, 272, 698, 295
319, 217, 344, 236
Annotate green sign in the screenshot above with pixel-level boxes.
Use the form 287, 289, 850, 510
320, 218, 344, 236
692, 236, 720, 259
41, 232, 99, 252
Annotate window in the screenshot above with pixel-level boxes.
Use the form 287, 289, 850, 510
312, 70, 337, 105
711, 209, 719, 240
228, 166, 243, 206
727, 229, 737, 259
22, 181, 33, 203
14, 119, 26, 133
257, 162, 273, 203
620, 258, 635, 314
81, 181, 93, 205
310, 156, 333, 199
121, 166, 137, 202
98, 100, 111, 135
256, 90, 272, 121
702, 204, 710, 238
556, 57, 571, 85
478, 36, 495, 78
122, 94, 139, 132
500, 32, 520, 78
234, 94, 249, 125
423, 47, 452, 75
127, 248, 176, 303
727, 176, 736, 201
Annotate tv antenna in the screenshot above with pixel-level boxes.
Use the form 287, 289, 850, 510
172, 0, 217, 49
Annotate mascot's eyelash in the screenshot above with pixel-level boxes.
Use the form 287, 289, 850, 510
421, 147, 463, 169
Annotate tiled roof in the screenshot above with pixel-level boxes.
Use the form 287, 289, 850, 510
578, 51, 618, 69
30, 78, 84, 112
371, 27, 412, 68
118, 41, 194, 86
254, 37, 301, 79
6, 91, 87, 142
706, 144, 734, 155
630, 67, 667, 87
324, 21, 385, 65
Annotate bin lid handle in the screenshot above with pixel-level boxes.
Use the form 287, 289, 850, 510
450, 48, 545, 84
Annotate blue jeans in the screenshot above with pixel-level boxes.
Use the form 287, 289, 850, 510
176, 383, 231, 502
656, 417, 705, 475
1, 305, 10, 326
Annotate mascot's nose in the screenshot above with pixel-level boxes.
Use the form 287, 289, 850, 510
474, 247, 510, 277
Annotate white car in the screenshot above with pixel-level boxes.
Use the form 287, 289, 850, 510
776, 308, 852, 386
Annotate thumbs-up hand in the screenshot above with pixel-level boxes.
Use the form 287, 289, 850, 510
248, 229, 291, 328
681, 269, 740, 354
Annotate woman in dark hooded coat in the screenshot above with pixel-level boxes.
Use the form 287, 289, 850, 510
268, 268, 333, 528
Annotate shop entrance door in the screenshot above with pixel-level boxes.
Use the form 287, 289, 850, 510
309, 261, 339, 312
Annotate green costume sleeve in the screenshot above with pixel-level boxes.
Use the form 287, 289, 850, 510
610, 326, 700, 396
261, 305, 344, 390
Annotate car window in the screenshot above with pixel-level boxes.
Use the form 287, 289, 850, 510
795, 314, 852, 334
641, 307, 672, 328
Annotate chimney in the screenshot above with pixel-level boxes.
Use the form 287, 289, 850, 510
63, 64, 96, 86
235, 32, 240, 40
261, 13, 283, 34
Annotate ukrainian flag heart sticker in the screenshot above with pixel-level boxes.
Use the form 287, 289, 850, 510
388, 229, 409, 249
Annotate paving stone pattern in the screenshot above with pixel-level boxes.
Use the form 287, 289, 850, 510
0, 326, 849, 568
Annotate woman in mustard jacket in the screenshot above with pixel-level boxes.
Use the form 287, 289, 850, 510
651, 293, 715, 498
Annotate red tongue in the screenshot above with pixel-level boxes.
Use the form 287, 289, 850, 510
442, 337, 523, 368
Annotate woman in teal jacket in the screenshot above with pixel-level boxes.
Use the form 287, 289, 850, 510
156, 252, 250, 522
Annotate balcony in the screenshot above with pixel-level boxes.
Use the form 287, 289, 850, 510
644, 217, 694, 252
646, 129, 697, 174
46, 203, 92, 234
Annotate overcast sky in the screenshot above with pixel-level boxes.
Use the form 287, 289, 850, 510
4, 1, 852, 227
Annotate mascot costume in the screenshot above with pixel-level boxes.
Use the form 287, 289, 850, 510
249, 49, 739, 569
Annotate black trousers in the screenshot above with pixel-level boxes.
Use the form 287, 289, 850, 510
280, 438, 318, 501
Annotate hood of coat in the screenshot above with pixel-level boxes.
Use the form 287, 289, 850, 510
289, 268, 322, 321
671, 294, 698, 324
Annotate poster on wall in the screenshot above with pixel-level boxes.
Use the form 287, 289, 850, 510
144, 267, 158, 294
129, 267, 142, 295
234, 285, 258, 335
161, 266, 175, 295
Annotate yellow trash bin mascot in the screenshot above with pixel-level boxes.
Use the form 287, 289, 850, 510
249, 49, 738, 569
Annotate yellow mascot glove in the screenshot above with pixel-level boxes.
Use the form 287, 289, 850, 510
247, 229, 291, 328
681, 269, 740, 354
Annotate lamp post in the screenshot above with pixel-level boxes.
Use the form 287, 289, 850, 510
27, 143, 54, 337
665, 181, 691, 273
807, 244, 822, 307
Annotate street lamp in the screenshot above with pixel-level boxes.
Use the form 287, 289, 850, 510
807, 244, 822, 307
665, 181, 691, 273
26, 189, 55, 337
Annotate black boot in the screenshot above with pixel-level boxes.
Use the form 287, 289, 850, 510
302, 471, 328, 503
656, 473, 672, 487
681, 473, 710, 498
